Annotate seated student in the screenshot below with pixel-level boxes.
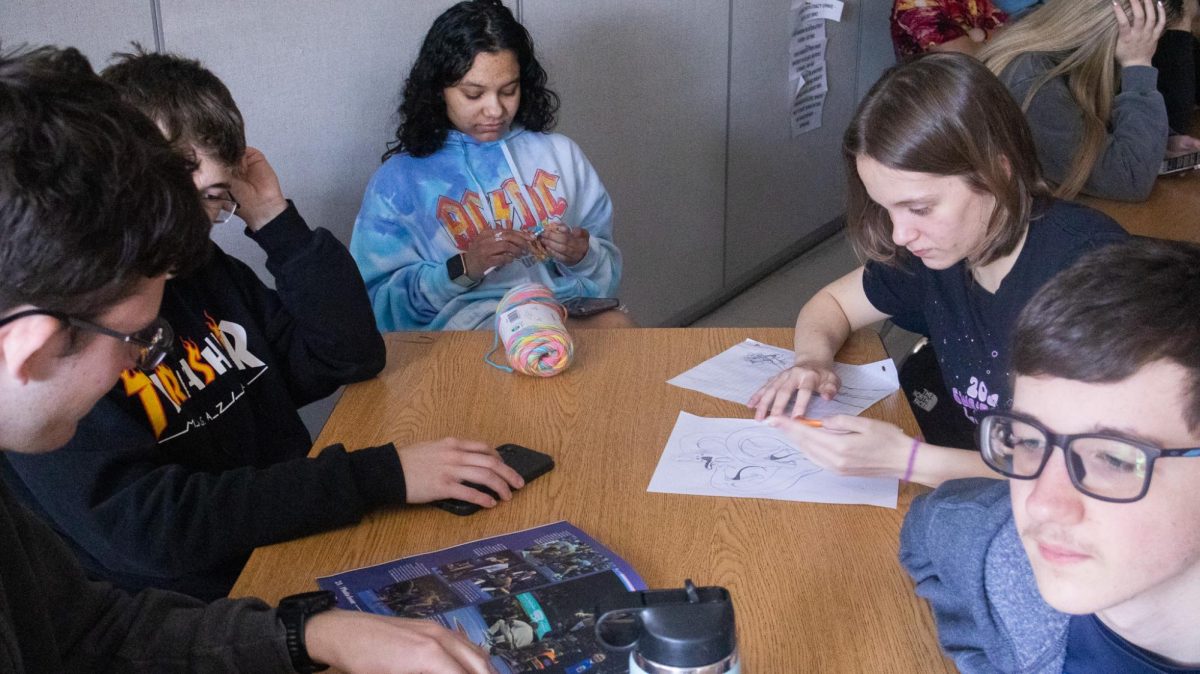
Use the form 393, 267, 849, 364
0, 45, 491, 674
750, 53, 1128, 486
892, 0, 1009, 59
900, 238, 1200, 672
351, 0, 628, 331
0, 49, 524, 601
1154, 0, 1200, 136
980, 0, 1200, 202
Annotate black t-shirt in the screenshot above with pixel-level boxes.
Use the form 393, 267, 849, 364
863, 200, 1127, 428
1065, 614, 1200, 673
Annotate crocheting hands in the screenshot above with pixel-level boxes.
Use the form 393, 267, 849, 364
538, 220, 589, 266
463, 228, 534, 281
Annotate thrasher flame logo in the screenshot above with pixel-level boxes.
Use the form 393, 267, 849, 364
122, 312, 267, 440
204, 311, 222, 339
181, 339, 217, 385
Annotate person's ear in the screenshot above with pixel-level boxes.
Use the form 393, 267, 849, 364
0, 314, 63, 385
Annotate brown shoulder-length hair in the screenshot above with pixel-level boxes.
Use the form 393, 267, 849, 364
844, 53, 1050, 268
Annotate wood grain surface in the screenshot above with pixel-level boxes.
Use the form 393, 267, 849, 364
231, 328, 954, 673
1080, 169, 1200, 244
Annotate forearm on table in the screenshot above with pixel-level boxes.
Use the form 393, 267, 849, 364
906, 443, 999, 488
82, 444, 403, 575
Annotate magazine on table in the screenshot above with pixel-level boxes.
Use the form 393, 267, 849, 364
317, 521, 645, 674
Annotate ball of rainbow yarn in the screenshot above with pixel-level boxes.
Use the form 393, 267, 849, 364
494, 283, 574, 377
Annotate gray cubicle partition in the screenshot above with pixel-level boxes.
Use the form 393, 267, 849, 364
3, 0, 893, 327
524, 0, 730, 325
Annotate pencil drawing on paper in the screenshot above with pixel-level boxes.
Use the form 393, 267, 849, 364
674, 426, 822, 496
743, 352, 791, 371
648, 413, 899, 508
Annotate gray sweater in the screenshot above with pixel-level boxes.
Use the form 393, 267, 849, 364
999, 53, 1168, 202
0, 477, 295, 673
900, 479, 1069, 673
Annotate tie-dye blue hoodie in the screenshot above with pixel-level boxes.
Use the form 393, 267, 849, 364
351, 126, 621, 331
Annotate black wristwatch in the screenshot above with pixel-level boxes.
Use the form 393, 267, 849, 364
277, 590, 337, 673
446, 252, 478, 288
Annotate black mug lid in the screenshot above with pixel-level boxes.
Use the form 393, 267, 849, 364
595, 580, 736, 668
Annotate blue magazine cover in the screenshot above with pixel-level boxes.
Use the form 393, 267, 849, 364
317, 521, 646, 674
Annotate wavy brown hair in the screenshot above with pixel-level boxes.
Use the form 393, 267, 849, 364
844, 53, 1050, 268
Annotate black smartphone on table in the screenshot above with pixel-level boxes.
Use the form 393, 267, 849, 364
434, 444, 555, 516
563, 297, 620, 318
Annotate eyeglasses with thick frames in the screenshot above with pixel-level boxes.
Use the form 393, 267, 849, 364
201, 192, 239, 224
0, 309, 174, 373
980, 411, 1200, 503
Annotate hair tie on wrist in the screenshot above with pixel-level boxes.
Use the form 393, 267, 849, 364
902, 437, 921, 482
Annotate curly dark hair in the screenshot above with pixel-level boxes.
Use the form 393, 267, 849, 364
383, 0, 559, 161
0, 45, 211, 317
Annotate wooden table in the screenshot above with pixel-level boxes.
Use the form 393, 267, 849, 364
1079, 169, 1200, 243
231, 328, 954, 673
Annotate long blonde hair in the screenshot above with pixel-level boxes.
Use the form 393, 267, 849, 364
980, 0, 1177, 199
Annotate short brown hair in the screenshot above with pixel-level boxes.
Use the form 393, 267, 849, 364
844, 53, 1050, 268
1013, 238, 1200, 430
101, 46, 245, 166
0, 46, 211, 316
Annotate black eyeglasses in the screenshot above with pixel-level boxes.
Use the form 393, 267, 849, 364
980, 411, 1200, 503
0, 309, 174, 373
201, 192, 239, 224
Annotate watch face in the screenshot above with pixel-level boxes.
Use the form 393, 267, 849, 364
447, 253, 475, 287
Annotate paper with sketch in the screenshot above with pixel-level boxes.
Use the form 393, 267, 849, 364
667, 339, 899, 418
648, 412, 898, 508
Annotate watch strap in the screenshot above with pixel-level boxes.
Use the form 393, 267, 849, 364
278, 590, 336, 673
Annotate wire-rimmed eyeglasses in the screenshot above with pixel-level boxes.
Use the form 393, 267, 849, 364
201, 192, 239, 225
0, 309, 174, 373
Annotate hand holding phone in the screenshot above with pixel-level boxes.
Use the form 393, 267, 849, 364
396, 438, 525, 507
435, 444, 555, 516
